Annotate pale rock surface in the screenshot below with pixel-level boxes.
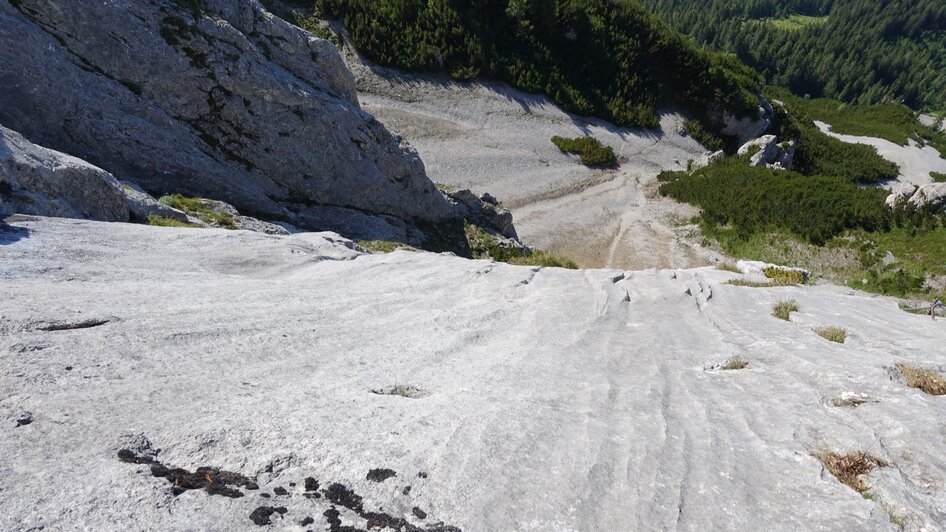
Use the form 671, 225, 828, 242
348, 58, 719, 269
0, 0, 454, 235
814, 121, 946, 189
717, 98, 774, 146
908, 183, 946, 212
737, 135, 795, 169
2, 217, 946, 531
885, 183, 919, 208
0, 125, 128, 222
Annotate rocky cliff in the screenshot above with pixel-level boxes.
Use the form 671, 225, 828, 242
0, 0, 456, 242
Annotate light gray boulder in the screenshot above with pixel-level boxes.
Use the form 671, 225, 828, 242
737, 135, 795, 169
0, 125, 128, 222
908, 183, 946, 212
885, 183, 919, 208
447, 189, 518, 240
0, 0, 454, 238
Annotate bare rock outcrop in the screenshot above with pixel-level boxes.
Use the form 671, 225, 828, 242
885, 183, 946, 213
0, 125, 129, 222
737, 135, 796, 169
0, 0, 454, 239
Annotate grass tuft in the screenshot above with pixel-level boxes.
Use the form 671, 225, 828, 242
464, 222, 578, 269
720, 356, 749, 370
896, 363, 946, 395
726, 279, 775, 288
158, 194, 238, 229
357, 240, 413, 253
147, 215, 199, 228
814, 326, 847, 343
815, 451, 886, 492
715, 262, 742, 273
772, 299, 800, 321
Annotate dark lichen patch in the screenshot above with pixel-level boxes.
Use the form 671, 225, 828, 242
301, 516, 315, 526
412, 507, 427, 520
37, 318, 110, 331
118, 449, 258, 498
249, 506, 288, 526
273, 486, 288, 496
324, 483, 364, 513
14, 412, 33, 427
366, 468, 397, 483
304, 477, 320, 492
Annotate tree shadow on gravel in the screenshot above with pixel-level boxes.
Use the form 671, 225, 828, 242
0, 218, 29, 245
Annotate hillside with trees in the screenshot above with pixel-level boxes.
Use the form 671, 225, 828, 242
639, 0, 946, 113
312, 0, 761, 128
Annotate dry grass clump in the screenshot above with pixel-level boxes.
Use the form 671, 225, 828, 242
715, 262, 742, 273
726, 279, 774, 288
814, 326, 847, 344
763, 266, 806, 285
815, 451, 886, 492
721, 356, 749, 370
772, 299, 800, 321
896, 363, 946, 396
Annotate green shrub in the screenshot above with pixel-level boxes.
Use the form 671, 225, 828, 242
357, 240, 413, 253
315, 0, 761, 129
551, 136, 617, 167
147, 215, 199, 228
763, 267, 805, 285
464, 222, 577, 269
659, 157, 891, 245
683, 119, 725, 152
932, 172, 946, 183
158, 194, 239, 229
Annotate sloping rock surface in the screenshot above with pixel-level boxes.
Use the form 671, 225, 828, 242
2, 217, 945, 530
0, 0, 453, 232
0, 125, 128, 221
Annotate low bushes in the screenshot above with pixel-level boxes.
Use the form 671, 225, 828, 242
814, 326, 847, 344
772, 299, 799, 321
551, 136, 617, 167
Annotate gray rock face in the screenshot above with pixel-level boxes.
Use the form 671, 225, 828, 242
908, 183, 946, 212
737, 135, 796, 169
0, 0, 454, 235
715, 96, 774, 146
119, 181, 189, 223
0, 125, 129, 222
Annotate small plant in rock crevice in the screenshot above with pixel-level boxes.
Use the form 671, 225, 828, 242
814, 326, 847, 344
772, 299, 800, 321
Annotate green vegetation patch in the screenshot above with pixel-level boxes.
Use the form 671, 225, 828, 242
158, 194, 238, 229
315, 0, 761, 129
464, 222, 577, 269
683, 119, 725, 152
764, 15, 828, 32
357, 240, 413, 253
551, 136, 617, 167
147, 215, 200, 228
932, 172, 946, 183
763, 266, 805, 285
659, 157, 890, 245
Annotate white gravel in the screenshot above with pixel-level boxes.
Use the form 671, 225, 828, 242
814, 121, 946, 188
349, 60, 718, 270
2, 216, 945, 531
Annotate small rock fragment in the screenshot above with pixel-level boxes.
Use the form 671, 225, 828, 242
412, 507, 427, 520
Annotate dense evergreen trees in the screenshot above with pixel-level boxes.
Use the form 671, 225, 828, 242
314, 0, 761, 128
639, 0, 946, 113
